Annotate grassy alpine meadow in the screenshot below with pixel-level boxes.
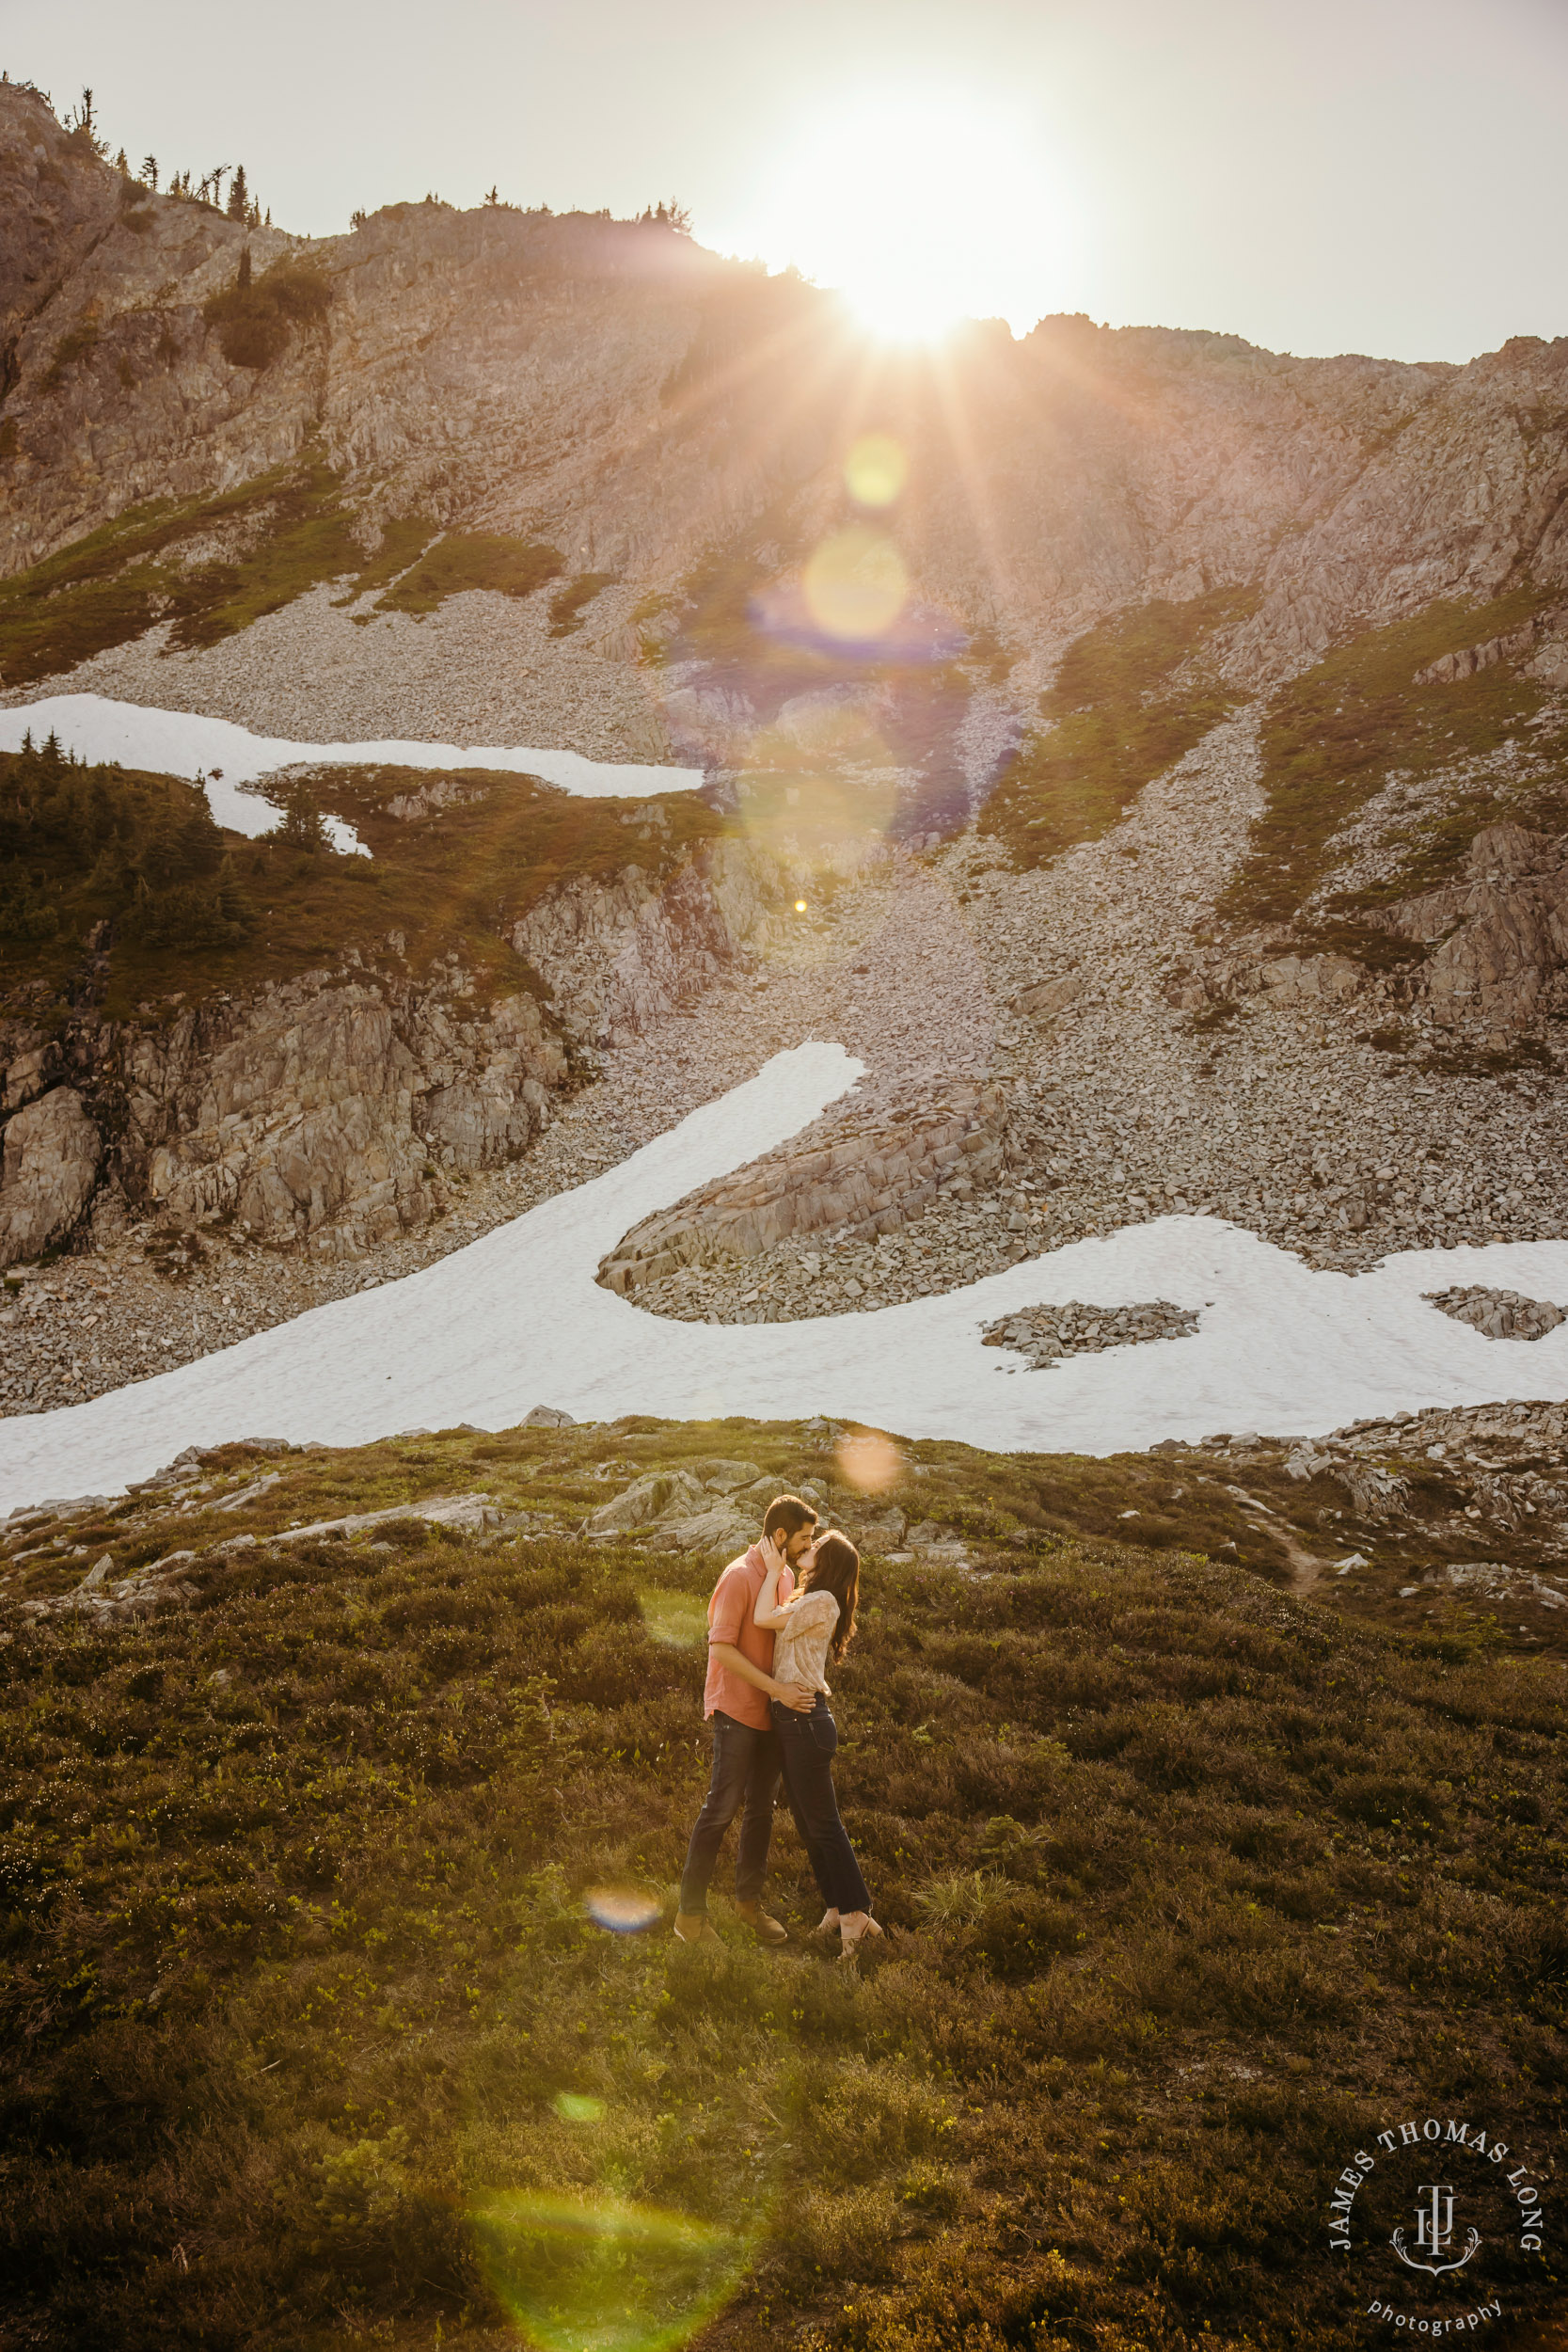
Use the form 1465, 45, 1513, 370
0, 1419, 1563, 2351
978, 591, 1252, 871
0, 733, 726, 1024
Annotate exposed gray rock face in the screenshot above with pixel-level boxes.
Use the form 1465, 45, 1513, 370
1426, 1285, 1568, 1342
600, 1077, 1006, 1295
133, 978, 565, 1256
0, 971, 566, 1265
512, 838, 794, 1047
0, 1088, 103, 1266
1381, 826, 1568, 1031
8, 80, 1568, 695
0, 1035, 60, 1113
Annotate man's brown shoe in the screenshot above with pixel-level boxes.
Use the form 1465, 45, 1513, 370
736, 1900, 789, 1947
673, 1912, 719, 1944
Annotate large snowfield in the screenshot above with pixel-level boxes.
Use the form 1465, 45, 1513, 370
3, 1042, 1568, 1513
0, 695, 705, 852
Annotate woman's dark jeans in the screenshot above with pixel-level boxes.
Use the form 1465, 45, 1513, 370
678, 1710, 784, 1915
770, 1696, 871, 1915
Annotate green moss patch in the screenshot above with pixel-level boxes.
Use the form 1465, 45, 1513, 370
0, 461, 390, 689
373, 532, 565, 618
0, 747, 729, 1022
1, 1416, 1560, 2346
1224, 592, 1552, 933
981, 590, 1252, 868
546, 572, 618, 637
0, 461, 553, 688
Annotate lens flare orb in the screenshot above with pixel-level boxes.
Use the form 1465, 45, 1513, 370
836, 1429, 902, 1494
584, 1885, 662, 1934
475, 2190, 752, 2352
553, 2091, 605, 2123
802, 527, 909, 644
844, 433, 908, 509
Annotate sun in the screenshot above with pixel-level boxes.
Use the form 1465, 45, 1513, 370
743, 92, 1074, 343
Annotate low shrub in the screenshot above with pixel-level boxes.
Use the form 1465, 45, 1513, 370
203, 259, 331, 371
0, 1425, 1560, 2348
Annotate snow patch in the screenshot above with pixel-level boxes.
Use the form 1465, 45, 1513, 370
0, 695, 706, 858
2, 1041, 1568, 1511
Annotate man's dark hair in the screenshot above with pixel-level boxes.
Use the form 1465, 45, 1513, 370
763, 1494, 818, 1542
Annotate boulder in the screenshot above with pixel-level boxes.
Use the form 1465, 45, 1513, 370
647, 1505, 757, 1556
0, 1087, 103, 1266
1018, 973, 1085, 1023
1255, 953, 1363, 1007
686, 1457, 765, 1491
585, 1469, 706, 1537
1384, 850, 1568, 1031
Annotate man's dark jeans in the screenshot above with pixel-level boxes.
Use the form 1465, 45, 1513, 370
678, 1709, 783, 1915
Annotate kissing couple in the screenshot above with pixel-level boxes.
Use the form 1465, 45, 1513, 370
672, 1494, 883, 1958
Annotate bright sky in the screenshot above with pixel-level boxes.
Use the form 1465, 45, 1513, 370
3, 0, 1566, 360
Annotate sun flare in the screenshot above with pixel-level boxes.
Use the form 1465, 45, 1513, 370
744, 92, 1075, 343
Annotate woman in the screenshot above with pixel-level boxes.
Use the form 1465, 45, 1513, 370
753, 1529, 883, 1957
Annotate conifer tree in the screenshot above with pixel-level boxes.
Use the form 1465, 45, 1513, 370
228, 165, 249, 221
66, 88, 107, 156
141, 154, 159, 191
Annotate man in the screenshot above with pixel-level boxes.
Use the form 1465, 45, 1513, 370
673, 1494, 819, 1946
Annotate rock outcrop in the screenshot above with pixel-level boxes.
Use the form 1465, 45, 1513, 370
1381, 825, 1568, 1032
134, 977, 566, 1257
1416, 610, 1568, 687
600, 1077, 1006, 1294
8, 79, 1568, 696
0, 969, 567, 1266
0, 819, 813, 1265
0, 1087, 102, 1264
1163, 945, 1366, 1017
512, 837, 792, 1047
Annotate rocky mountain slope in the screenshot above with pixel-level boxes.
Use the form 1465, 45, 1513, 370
4, 80, 1568, 1451
7, 72, 1568, 684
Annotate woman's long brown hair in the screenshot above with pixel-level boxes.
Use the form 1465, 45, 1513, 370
799, 1532, 860, 1661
